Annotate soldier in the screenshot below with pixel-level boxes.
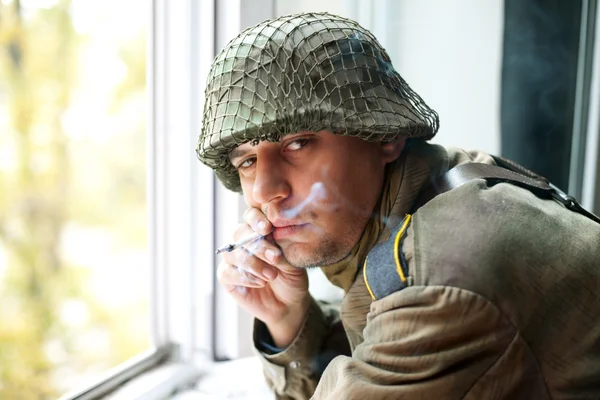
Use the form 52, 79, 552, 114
197, 12, 600, 400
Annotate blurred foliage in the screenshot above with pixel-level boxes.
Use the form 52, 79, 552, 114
0, 1, 149, 398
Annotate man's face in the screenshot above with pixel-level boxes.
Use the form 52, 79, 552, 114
230, 130, 402, 268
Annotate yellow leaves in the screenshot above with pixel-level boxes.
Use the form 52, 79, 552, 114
0, 1, 149, 398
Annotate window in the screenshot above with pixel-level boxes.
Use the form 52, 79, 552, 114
0, 0, 149, 398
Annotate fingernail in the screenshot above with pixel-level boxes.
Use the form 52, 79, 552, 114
265, 249, 278, 263
257, 220, 267, 232
262, 266, 277, 281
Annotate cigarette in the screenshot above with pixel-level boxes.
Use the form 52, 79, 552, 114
215, 232, 264, 254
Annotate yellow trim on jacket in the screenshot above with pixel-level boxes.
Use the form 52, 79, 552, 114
394, 214, 412, 283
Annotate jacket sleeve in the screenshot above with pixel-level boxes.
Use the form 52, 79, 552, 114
311, 285, 522, 400
253, 296, 351, 400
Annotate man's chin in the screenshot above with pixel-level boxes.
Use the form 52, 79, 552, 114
280, 247, 314, 269
277, 243, 318, 269
280, 241, 347, 269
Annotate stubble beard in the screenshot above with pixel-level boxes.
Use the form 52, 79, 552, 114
277, 203, 372, 269
282, 235, 341, 269
281, 225, 362, 269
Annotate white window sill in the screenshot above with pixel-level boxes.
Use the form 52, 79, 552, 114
172, 356, 273, 399
105, 356, 272, 400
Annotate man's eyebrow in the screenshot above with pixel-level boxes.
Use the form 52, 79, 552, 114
228, 146, 248, 162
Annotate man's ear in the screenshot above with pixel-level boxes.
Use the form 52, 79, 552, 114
380, 138, 406, 164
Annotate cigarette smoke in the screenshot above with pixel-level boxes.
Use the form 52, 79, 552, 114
281, 181, 327, 219
242, 182, 328, 255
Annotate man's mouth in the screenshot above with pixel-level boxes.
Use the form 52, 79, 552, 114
270, 218, 309, 241
272, 223, 309, 241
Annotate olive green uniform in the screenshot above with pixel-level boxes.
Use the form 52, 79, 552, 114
254, 143, 600, 399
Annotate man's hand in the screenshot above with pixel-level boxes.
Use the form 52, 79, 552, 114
217, 207, 310, 348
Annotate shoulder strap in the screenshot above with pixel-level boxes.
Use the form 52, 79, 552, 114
413, 155, 600, 225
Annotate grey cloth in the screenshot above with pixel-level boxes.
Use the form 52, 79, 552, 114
363, 215, 410, 300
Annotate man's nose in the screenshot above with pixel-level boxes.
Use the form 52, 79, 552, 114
252, 154, 290, 205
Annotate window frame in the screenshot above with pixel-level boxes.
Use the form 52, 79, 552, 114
59, 0, 217, 398
571, 0, 599, 205
582, 0, 600, 214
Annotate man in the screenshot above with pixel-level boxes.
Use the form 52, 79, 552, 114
196, 12, 600, 400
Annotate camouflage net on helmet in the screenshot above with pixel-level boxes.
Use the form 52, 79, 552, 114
197, 12, 439, 192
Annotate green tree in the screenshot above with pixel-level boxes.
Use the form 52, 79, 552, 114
0, 2, 75, 397
0, 1, 149, 398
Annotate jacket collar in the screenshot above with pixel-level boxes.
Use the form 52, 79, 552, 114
320, 140, 494, 292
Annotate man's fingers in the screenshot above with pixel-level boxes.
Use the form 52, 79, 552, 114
217, 261, 267, 289
225, 207, 295, 279
243, 207, 272, 235
232, 222, 255, 242
244, 239, 298, 274
243, 239, 289, 277
223, 239, 278, 281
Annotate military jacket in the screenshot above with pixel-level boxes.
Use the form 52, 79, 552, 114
253, 145, 600, 400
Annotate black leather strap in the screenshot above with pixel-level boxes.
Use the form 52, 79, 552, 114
414, 158, 600, 225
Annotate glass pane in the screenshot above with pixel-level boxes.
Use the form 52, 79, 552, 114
0, 0, 150, 398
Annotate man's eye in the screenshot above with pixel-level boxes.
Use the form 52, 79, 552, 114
285, 138, 309, 151
237, 158, 255, 169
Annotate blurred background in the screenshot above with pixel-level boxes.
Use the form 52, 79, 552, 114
0, 0, 598, 399
0, 0, 149, 398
